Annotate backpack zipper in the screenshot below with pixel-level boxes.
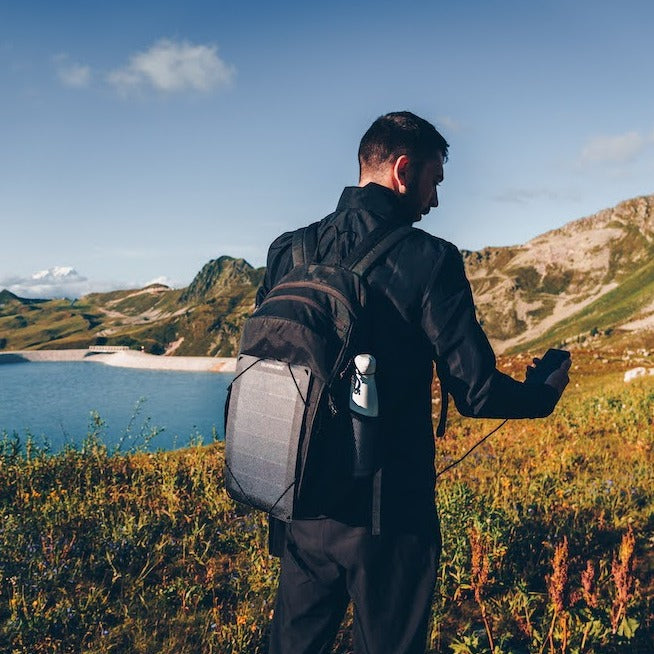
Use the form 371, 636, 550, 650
259, 293, 348, 332
270, 281, 358, 317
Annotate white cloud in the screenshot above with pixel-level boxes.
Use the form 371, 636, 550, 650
108, 38, 235, 94
2, 266, 90, 299
0, 267, 183, 299
54, 54, 91, 88
578, 131, 649, 166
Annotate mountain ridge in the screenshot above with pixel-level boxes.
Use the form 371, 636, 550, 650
461, 193, 653, 352
1, 194, 652, 356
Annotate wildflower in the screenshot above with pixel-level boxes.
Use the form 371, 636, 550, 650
470, 527, 490, 605
236, 614, 247, 625
581, 560, 598, 608
469, 527, 495, 652
548, 536, 569, 614
546, 537, 570, 652
611, 527, 636, 633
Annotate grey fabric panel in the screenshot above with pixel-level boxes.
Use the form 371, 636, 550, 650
225, 354, 311, 521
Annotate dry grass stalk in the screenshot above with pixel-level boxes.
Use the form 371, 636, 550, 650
610, 526, 636, 633
548, 536, 569, 615
541, 536, 570, 654
469, 526, 495, 652
580, 559, 598, 608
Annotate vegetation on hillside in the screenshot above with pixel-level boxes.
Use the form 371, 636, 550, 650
1, 352, 652, 653
463, 194, 654, 351
511, 257, 654, 354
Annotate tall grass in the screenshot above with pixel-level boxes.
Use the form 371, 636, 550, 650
430, 373, 653, 653
0, 362, 652, 652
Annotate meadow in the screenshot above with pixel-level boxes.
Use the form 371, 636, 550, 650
0, 350, 652, 653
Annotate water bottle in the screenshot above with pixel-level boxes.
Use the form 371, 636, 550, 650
349, 354, 378, 478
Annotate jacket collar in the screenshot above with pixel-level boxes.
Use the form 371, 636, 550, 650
336, 183, 413, 224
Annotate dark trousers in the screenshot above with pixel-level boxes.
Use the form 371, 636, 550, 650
268, 519, 440, 654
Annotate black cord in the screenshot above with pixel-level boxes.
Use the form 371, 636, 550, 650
267, 481, 296, 517
287, 363, 308, 406
224, 457, 259, 510
435, 419, 509, 479
225, 455, 295, 520
229, 357, 264, 388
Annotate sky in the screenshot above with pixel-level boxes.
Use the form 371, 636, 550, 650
2, 0, 654, 298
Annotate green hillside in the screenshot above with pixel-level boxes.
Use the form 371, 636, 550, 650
509, 255, 654, 353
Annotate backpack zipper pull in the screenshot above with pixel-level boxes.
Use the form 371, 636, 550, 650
328, 394, 338, 416
340, 357, 354, 380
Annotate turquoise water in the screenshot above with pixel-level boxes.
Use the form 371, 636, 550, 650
0, 361, 233, 452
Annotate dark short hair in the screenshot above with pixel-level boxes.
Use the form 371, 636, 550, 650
358, 111, 449, 174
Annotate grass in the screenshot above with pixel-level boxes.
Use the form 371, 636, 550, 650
0, 353, 652, 653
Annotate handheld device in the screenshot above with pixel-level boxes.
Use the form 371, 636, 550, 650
525, 348, 570, 385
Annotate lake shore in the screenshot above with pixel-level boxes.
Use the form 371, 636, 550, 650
0, 349, 236, 372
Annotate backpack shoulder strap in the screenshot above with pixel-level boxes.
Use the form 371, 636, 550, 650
344, 225, 413, 276
291, 223, 320, 267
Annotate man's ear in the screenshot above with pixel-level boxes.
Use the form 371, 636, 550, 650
392, 155, 411, 195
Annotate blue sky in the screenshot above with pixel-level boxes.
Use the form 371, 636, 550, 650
2, 0, 653, 298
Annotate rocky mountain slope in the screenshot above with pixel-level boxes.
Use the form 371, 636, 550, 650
1, 194, 652, 356
462, 194, 654, 352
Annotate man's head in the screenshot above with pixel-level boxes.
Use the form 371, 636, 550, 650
358, 111, 449, 222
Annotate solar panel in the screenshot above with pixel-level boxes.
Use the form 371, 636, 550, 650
225, 354, 312, 521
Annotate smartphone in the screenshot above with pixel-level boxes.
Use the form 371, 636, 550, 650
525, 348, 570, 384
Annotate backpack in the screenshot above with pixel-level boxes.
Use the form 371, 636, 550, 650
223, 221, 413, 532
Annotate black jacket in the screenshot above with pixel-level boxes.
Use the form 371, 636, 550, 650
258, 183, 558, 538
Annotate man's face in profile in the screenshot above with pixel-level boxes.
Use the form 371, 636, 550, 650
405, 153, 444, 223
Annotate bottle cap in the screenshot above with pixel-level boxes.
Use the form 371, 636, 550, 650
354, 354, 376, 375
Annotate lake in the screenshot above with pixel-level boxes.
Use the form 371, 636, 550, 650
0, 361, 233, 453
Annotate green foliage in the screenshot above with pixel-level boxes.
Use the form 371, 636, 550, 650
540, 269, 573, 295
511, 266, 541, 292
0, 366, 652, 652
427, 372, 653, 653
0, 435, 275, 653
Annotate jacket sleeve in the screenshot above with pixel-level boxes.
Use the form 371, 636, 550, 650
421, 244, 558, 419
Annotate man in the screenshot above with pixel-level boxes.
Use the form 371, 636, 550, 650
258, 111, 570, 653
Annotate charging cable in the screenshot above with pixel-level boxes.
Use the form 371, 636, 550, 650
435, 419, 508, 479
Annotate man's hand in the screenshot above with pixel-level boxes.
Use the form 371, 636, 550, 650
544, 357, 572, 397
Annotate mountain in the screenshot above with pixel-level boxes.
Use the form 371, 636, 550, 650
0, 289, 46, 306
180, 256, 261, 304
0, 289, 22, 305
0, 257, 264, 356
1, 195, 652, 356
461, 194, 654, 353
